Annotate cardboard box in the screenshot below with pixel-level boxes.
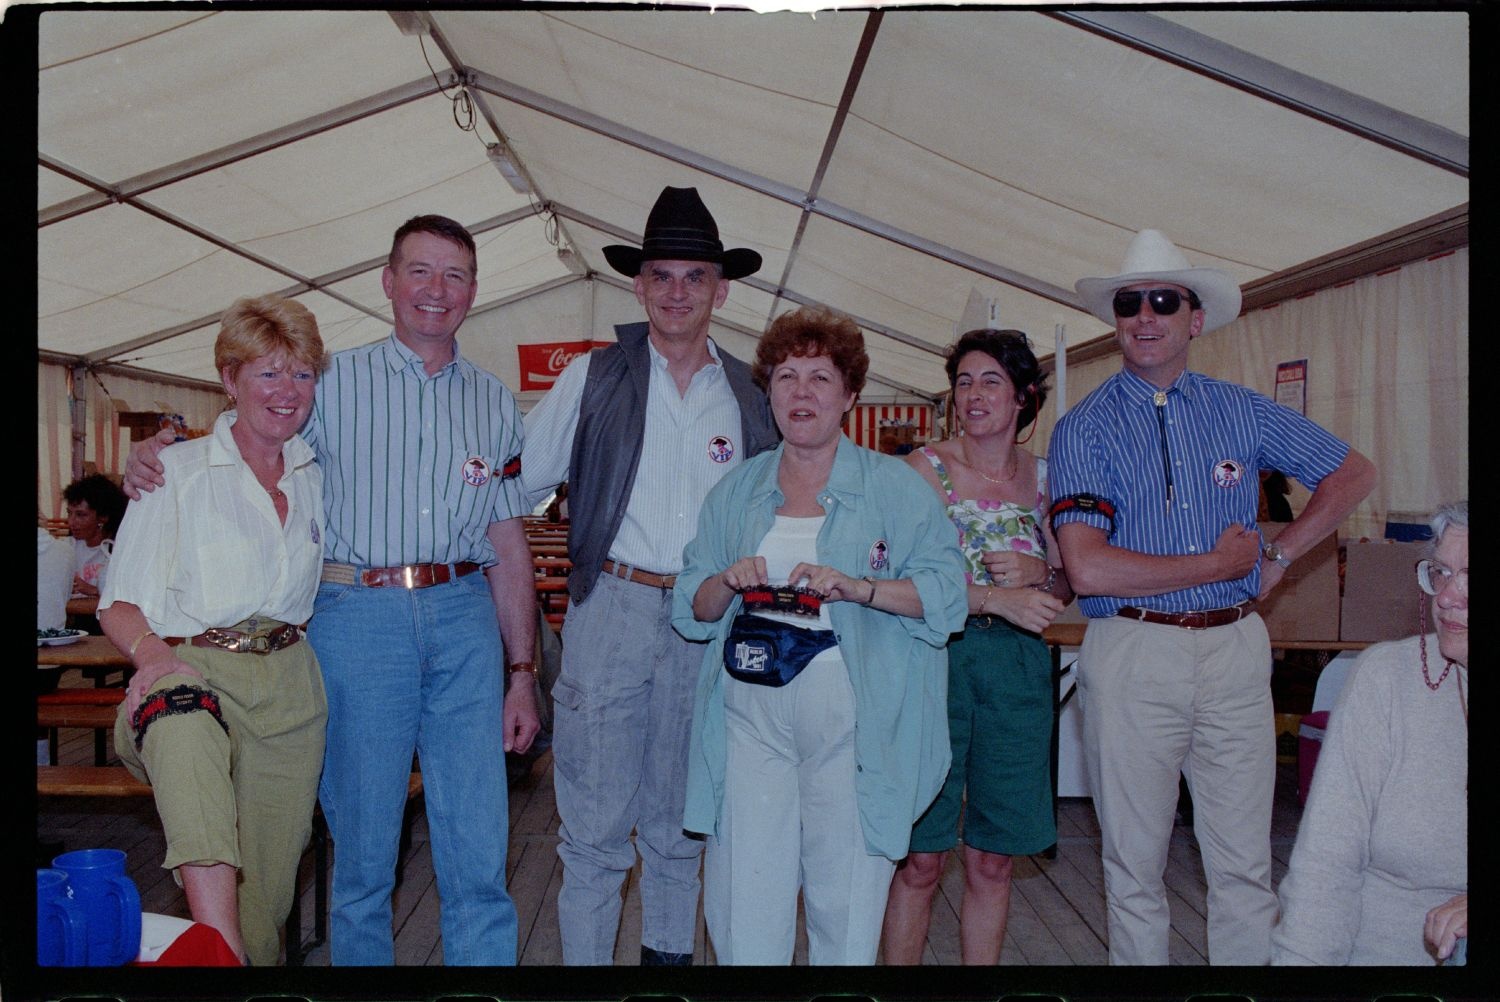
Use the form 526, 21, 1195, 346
1259, 524, 1341, 642
1340, 540, 1426, 641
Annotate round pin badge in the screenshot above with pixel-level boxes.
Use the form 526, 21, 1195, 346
1212, 459, 1245, 489
462, 456, 492, 487
707, 435, 735, 464
869, 539, 889, 571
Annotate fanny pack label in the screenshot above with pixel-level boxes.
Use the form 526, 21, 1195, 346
723, 612, 838, 687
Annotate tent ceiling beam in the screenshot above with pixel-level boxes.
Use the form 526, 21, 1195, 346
80, 204, 543, 364
771, 11, 883, 315
466, 273, 587, 319
465, 67, 1080, 309
550, 199, 944, 361
39, 75, 459, 227
1052, 11, 1468, 176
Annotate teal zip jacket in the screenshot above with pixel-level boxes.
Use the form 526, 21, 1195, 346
671, 436, 967, 860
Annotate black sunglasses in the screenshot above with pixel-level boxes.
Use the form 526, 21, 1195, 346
1112, 288, 1201, 318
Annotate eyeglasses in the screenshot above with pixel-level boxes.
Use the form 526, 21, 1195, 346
1112, 288, 1200, 318
1415, 558, 1468, 597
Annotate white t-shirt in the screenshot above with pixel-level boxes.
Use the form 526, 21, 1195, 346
38, 529, 73, 630
72, 537, 112, 595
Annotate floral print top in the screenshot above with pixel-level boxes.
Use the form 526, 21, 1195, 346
918, 446, 1047, 585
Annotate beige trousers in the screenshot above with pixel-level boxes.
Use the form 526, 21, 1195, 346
1078, 613, 1277, 965
115, 632, 327, 966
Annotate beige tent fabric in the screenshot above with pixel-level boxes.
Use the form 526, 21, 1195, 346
37, 363, 227, 517
1029, 247, 1467, 539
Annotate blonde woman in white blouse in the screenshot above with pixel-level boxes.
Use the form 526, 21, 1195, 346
99, 294, 326, 966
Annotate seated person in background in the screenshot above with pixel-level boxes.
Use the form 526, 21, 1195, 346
63, 473, 127, 597
100, 294, 328, 966
37, 525, 75, 762
38, 525, 74, 633
1272, 501, 1467, 965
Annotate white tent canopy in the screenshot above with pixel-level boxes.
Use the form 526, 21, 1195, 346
32, 8, 1468, 526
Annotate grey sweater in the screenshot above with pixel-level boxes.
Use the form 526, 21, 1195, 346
1271, 635, 1467, 965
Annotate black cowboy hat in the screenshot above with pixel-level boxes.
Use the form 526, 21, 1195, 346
603, 186, 762, 281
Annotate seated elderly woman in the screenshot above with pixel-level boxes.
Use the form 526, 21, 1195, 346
1272, 501, 1468, 965
672, 304, 967, 965
99, 294, 327, 966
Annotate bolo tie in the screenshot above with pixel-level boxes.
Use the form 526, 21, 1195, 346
1153, 390, 1174, 512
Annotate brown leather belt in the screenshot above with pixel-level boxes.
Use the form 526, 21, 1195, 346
321, 561, 482, 589
165, 623, 304, 655
601, 559, 677, 590
1116, 601, 1255, 631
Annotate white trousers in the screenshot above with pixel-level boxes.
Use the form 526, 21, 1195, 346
705, 652, 895, 965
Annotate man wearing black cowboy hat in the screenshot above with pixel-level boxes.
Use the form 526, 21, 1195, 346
523, 186, 778, 965
1047, 229, 1375, 965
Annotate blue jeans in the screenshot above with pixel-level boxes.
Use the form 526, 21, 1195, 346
311, 572, 518, 965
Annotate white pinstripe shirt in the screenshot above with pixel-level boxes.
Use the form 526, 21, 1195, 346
523, 337, 744, 574
302, 334, 527, 568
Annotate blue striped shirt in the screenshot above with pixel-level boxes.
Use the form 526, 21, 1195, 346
301, 334, 527, 568
1048, 368, 1348, 617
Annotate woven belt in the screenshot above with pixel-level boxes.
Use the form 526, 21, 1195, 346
321, 561, 482, 589
601, 559, 677, 590
1116, 601, 1255, 630
164, 623, 304, 655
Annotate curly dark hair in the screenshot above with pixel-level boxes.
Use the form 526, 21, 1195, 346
388, 214, 478, 270
62, 474, 128, 540
944, 328, 1049, 432
753, 305, 868, 396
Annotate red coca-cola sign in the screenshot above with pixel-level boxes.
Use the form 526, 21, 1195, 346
517, 340, 609, 391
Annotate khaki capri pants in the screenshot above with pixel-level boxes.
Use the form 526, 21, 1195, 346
115, 622, 327, 966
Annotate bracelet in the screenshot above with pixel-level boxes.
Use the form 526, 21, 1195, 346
1034, 566, 1058, 594
862, 577, 878, 607
978, 585, 994, 615
506, 661, 538, 678
127, 630, 154, 660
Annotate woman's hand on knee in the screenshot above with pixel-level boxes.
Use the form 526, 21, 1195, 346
125, 655, 204, 719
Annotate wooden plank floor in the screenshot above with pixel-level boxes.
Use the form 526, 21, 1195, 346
36, 674, 1307, 966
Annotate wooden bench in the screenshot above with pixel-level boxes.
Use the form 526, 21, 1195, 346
37, 765, 425, 966
37, 688, 125, 766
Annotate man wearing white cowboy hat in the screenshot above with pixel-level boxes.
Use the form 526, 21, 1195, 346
1047, 229, 1375, 964
523, 186, 778, 964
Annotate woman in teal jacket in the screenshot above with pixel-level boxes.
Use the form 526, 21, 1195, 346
672, 305, 966, 965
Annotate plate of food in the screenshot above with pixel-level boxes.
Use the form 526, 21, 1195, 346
37, 627, 88, 647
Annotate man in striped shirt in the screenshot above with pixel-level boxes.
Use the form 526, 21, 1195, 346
1048, 229, 1375, 965
126, 215, 540, 966
522, 187, 778, 965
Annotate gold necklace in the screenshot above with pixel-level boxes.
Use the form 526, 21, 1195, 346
962, 440, 1018, 486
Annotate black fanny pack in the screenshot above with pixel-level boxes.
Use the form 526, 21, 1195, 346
723, 613, 838, 687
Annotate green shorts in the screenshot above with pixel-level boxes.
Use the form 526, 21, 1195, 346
909, 616, 1056, 857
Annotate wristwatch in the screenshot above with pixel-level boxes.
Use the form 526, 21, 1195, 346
1262, 541, 1291, 569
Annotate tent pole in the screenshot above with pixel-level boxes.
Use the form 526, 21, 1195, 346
68, 364, 86, 484
1054, 324, 1067, 418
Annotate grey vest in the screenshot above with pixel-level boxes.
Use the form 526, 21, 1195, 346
566, 322, 778, 603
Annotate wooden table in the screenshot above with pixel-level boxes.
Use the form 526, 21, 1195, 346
37, 635, 129, 669
38, 635, 130, 764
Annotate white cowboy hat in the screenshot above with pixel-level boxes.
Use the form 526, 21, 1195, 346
1075, 229, 1243, 332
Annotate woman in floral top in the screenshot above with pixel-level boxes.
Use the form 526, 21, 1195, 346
882, 328, 1073, 965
